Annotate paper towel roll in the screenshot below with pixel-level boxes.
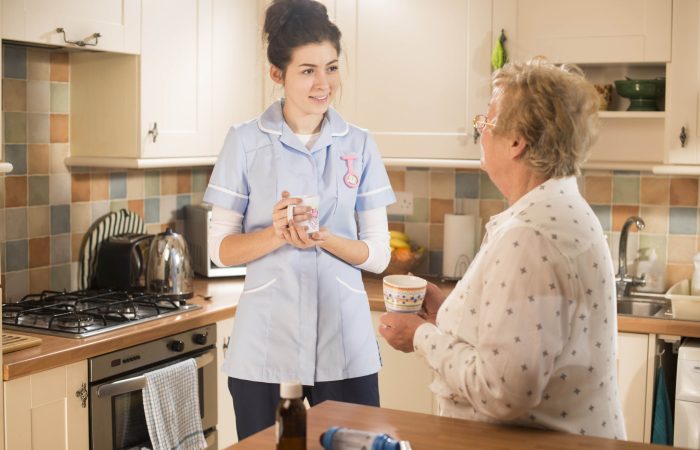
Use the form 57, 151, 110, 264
442, 214, 477, 279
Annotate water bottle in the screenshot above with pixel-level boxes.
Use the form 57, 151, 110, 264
276, 381, 306, 450
319, 427, 403, 450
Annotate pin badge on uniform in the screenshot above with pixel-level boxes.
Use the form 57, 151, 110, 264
341, 154, 359, 188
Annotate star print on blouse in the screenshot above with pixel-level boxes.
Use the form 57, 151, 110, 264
411, 176, 625, 440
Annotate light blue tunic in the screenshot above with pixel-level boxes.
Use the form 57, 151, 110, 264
203, 101, 396, 385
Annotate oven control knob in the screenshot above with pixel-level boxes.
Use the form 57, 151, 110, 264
193, 333, 208, 345
169, 340, 185, 352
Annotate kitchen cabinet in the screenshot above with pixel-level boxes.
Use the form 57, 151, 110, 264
664, 0, 700, 165
66, 0, 262, 169
1, 0, 140, 54
616, 332, 656, 443
370, 312, 435, 415
4, 360, 88, 450
492, 0, 671, 64
331, 0, 492, 161
216, 317, 238, 448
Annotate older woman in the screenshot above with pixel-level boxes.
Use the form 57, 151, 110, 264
379, 58, 626, 440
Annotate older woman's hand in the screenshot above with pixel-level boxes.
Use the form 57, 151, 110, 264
418, 282, 446, 324
378, 312, 427, 353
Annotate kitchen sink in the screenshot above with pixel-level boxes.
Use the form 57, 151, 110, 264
616, 294, 669, 317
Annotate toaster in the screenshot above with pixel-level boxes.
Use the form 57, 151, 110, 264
94, 233, 154, 290
185, 204, 246, 277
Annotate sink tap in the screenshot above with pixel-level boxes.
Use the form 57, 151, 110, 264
616, 216, 646, 297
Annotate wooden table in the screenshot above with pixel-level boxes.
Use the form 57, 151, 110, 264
226, 400, 667, 449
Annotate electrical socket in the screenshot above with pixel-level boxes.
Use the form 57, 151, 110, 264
387, 191, 414, 216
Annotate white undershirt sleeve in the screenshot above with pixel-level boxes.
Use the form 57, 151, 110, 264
208, 205, 244, 267
354, 206, 391, 274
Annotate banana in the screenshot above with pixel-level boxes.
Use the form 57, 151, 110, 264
389, 230, 409, 241
390, 238, 410, 249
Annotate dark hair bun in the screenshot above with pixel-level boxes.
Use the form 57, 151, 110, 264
263, 0, 342, 70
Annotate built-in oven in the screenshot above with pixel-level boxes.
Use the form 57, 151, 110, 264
88, 324, 217, 449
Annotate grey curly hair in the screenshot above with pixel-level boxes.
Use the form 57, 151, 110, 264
490, 57, 599, 177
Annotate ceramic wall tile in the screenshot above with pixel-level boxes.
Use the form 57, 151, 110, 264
27, 206, 50, 237
127, 199, 145, 219
405, 197, 429, 223
50, 83, 69, 113
5, 144, 27, 174
5, 176, 27, 207
584, 175, 612, 204
50, 234, 71, 265
613, 174, 640, 204
429, 198, 453, 223
612, 205, 640, 232
5, 207, 27, 240
28, 144, 49, 174
27, 49, 50, 81
110, 172, 127, 199
160, 170, 177, 195
91, 201, 110, 222
639, 205, 668, 234
4, 112, 27, 143
50, 204, 70, 234
49, 53, 69, 82
479, 174, 503, 200
6, 239, 28, 271
145, 197, 160, 223
669, 207, 697, 235
405, 169, 429, 197
90, 172, 110, 200
192, 168, 210, 192
403, 222, 429, 249
429, 223, 444, 251
3, 79, 26, 111
429, 169, 455, 199
176, 195, 191, 220
670, 178, 699, 206
71, 173, 91, 202
50, 264, 71, 291
5, 270, 29, 302
27, 112, 49, 143
455, 172, 479, 199
640, 176, 669, 205
176, 169, 192, 194
26, 80, 49, 112
159, 195, 177, 224
387, 170, 405, 192
109, 200, 128, 212
48, 143, 69, 174
145, 171, 160, 196
591, 205, 611, 232
50, 113, 69, 142
127, 170, 145, 199
666, 264, 693, 289
28, 267, 51, 292
49, 173, 71, 204
28, 175, 49, 206
29, 236, 50, 268
3, 46, 27, 79
71, 233, 83, 263
70, 202, 92, 234
638, 235, 667, 265
667, 235, 697, 264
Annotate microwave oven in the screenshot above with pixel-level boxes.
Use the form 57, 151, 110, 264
184, 204, 246, 278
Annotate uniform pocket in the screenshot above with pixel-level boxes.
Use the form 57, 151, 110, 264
336, 276, 366, 294
242, 277, 277, 295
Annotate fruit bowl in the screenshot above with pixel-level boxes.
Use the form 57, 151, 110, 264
384, 246, 427, 275
614, 78, 665, 111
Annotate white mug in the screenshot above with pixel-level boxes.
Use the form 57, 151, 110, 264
286, 195, 320, 234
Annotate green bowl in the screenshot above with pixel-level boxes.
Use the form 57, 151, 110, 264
614, 79, 665, 111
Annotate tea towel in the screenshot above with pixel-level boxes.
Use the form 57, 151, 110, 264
142, 358, 207, 450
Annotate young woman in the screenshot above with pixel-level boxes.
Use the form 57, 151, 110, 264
203, 0, 395, 440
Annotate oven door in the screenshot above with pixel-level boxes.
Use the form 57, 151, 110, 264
89, 347, 217, 450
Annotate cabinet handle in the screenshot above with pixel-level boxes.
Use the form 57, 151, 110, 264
680, 126, 687, 148
56, 28, 101, 47
223, 336, 230, 350
75, 382, 88, 408
148, 122, 159, 143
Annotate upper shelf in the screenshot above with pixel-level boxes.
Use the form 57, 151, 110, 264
599, 111, 665, 119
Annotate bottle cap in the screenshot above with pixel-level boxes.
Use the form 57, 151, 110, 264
280, 380, 302, 399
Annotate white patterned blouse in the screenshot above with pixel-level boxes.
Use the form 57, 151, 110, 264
413, 176, 626, 440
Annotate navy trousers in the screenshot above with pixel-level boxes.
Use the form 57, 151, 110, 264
228, 373, 380, 441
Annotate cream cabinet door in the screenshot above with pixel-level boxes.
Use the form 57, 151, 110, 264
4, 361, 88, 450
492, 0, 671, 64
139, 0, 212, 159
370, 311, 434, 414
333, 0, 491, 160
216, 318, 237, 448
1, 0, 140, 54
665, 0, 700, 164
617, 332, 655, 443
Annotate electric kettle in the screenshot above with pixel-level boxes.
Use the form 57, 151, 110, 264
146, 228, 194, 300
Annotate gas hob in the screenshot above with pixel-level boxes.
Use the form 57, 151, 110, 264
2, 289, 200, 338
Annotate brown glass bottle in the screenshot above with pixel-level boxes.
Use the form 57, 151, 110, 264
276, 381, 306, 450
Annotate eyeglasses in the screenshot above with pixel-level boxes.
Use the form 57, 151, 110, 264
472, 114, 497, 136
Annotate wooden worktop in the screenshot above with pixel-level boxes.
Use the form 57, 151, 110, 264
2, 277, 244, 380
227, 400, 666, 450
4, 275, 700, 381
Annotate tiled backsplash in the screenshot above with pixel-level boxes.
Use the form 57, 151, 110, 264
1, 44, 210, 302
2, 43, 699, 301
387, 168, 700, 290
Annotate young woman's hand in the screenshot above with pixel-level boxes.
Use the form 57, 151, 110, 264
272, 191, 300, 240
285, 222, 328, 248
